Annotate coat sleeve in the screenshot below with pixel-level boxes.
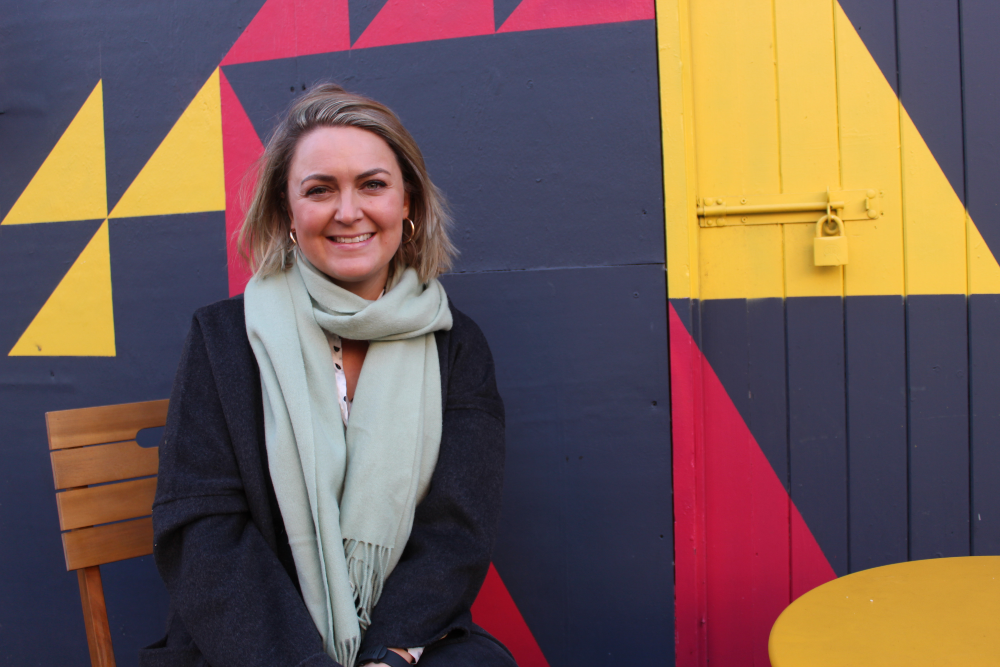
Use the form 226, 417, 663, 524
360, 311, 506, 651
150, 308, 340, 667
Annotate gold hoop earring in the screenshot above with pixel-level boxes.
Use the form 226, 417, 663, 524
402, 218, 416, 244
289, 229, 297, 246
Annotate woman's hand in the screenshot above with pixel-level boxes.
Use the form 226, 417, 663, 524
367, 647, 414, 665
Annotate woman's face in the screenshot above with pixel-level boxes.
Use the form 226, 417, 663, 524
286, 125, 410, 299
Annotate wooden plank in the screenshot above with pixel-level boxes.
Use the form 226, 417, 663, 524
45, 399, 168, 450
50, 441, 158, 489
63, 518, 154, 571
78, 566, 116, 667
845, 295, 908, 571
907, 294, 970, 559
775, 0, 843, 299
970, 294, 1000, 554
833, 1, 905, 298
787, 296, 848, 583
56, 477, 156, 531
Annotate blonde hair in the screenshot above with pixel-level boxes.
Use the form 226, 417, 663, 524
237, 83, 456, 282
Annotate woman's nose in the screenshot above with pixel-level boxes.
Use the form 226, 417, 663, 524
336, 188, 362, 223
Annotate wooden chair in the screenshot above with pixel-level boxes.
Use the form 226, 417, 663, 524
45, 399, 169, 667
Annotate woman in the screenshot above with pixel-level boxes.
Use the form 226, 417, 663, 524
143, 84, 515, 667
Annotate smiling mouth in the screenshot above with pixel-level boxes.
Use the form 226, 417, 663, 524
331, 232, 374, 244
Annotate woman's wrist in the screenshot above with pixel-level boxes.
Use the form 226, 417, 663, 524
387, 648, 414, 664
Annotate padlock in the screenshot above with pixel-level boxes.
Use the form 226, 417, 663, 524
814, 214, 848, 266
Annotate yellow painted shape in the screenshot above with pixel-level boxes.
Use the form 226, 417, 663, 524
10, 220, 116, 356
700, 225, 784, 300
2, 81, 107, 225
769, 556, 1000, 667
775, 0, 842, 298
833, 3, 904, 296
688, 0, 785, 300
656, 0, 699, 300
900, 111, 967, 295
110, 69, 224, 218
968, 215, 1000, 294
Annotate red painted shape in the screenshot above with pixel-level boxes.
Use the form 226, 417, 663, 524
497, 0, 654, 33
669, 303, 708, 667
471, 563, 549, 667
220, 70, 263, 296
669, 302, 836, 667
351, 0, 493, 49
221, 0, 349, 65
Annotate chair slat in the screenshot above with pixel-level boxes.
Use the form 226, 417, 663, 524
56, 477, 157, 531
51, 441, 158, 489
62, 518, 154, 571
46, 399, 169, 450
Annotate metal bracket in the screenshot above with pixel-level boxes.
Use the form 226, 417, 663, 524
697, 188, 882, 228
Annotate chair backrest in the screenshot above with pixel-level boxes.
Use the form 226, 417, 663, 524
45, 399, 169, 667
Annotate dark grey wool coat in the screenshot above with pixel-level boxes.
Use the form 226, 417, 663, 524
140, 296, 508, 667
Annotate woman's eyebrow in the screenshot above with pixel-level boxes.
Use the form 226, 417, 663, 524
355, 167, 390, 180
300, 173, 335, 186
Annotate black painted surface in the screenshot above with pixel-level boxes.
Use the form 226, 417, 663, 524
959, 0, 1000, 281
494, 0, 523, 30
845, 295, 908, 572
0, 1, 265, 216
896, 0, 966, 206
699, 299, 788, 492
0, 214, 227, 664
0, 220, 105, 353
223, 20, 664, 273
906, 294, 970, 560
968, 294, 1000, 555
443, 264, 672, 666
836, 0, 899, 93
669, 298, 698, 344
349, 0, 390, 45
786, 296, 847, 577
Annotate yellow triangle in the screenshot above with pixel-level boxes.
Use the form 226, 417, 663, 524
2, 81, 107, 225
110, 69, 225, 218
969, 215, 1000, 294
9, 220, 116, 356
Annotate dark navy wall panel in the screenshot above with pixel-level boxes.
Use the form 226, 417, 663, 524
786, 296, 847, 576
969, 294, 1000, 555
906, 294, 970, 560
224, 20, 664, 273
0, 220, 105, 353
836, 0, 899, 93
845, 295, 908, 571
895, 0, 966, 205
443, 264, 672, 665
959, 0, 1000, 273
699, 298, 788, 491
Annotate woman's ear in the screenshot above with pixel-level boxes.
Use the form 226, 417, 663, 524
403, 191, 411, 220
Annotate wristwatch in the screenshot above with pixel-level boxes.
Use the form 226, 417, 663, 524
356, 645, 413, 667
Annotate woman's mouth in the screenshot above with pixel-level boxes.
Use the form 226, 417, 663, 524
330, 232, 374, 244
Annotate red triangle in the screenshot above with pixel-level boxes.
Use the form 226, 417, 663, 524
351, 0, 493, 49
220, 70, 264, 296
497, 0, 654, 33
221, 0, 350, 65
471, 563, 550, 667
668, 303, 836, 665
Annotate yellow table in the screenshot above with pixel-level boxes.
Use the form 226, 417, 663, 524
769, 556, 1000, 666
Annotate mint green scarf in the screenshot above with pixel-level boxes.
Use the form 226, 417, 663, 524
244, 256, 452, 666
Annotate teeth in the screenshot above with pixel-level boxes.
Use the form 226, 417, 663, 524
333, 233, 373, 244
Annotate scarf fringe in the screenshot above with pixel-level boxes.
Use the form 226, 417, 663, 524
344, 539, 393, 632
335, 634, 360, 667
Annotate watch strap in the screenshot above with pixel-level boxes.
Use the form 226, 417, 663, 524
356, 645, 413, 667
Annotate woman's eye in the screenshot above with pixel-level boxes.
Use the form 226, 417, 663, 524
363, 180, 387, 191
306, 186, 328, 196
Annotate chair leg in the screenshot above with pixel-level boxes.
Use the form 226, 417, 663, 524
77, 566, 116, 667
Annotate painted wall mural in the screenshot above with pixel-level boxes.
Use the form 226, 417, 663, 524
1, 1, 670, 666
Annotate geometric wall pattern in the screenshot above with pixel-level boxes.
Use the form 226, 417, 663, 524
1, 2, 669, 666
